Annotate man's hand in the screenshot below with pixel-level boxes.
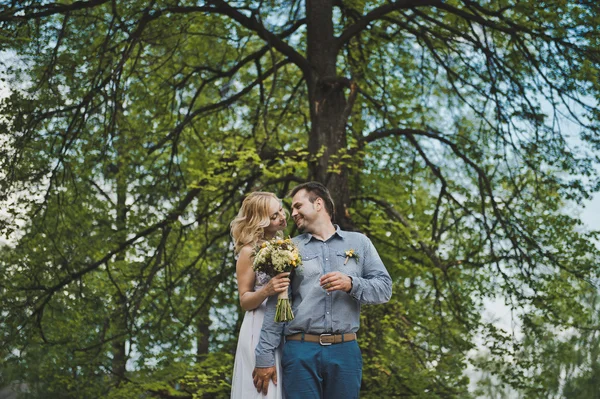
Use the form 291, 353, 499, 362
320, 271, 352, 293
253, 366, 277, 395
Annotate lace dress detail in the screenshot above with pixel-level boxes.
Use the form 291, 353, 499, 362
254, 271, 270, 290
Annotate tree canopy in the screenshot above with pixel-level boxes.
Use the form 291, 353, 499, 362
1, 1, 600, 397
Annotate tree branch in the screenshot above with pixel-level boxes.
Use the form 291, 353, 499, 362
0, 0, 110, 21
336, 0, 438, 51
147, 59, 292, 155
165, 2, 310, 76
354, 195, 444, 270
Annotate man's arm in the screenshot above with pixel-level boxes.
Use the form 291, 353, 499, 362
253, 292, 284, 394
254, 292, 284, 367
348, 236, 392, 304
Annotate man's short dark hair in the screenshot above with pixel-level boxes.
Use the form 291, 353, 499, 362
289, 181, 335, 221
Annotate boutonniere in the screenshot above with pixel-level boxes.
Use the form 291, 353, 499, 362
344, 249, 359, 265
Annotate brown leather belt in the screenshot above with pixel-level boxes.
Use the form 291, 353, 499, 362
286, 333, 357, 346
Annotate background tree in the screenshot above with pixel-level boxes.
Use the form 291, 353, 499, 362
1, 1, 600, 397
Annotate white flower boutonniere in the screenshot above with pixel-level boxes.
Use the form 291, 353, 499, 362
344, 249, 359, 265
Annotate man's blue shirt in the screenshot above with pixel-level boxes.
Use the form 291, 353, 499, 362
255, 226, 393, 367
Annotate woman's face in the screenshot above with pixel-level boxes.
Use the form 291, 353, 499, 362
263, 197, 287, 238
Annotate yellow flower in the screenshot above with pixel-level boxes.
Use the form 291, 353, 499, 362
344, 249, 359, 265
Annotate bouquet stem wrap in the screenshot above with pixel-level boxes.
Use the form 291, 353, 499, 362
275, 290, 294, 322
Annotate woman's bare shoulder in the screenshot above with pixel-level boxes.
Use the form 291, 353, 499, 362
238, 244, 254, 258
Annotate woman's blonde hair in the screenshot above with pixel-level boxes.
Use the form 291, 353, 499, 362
230, 192, 283, 254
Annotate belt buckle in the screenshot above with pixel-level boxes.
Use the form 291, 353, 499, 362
319, 333, 333, 346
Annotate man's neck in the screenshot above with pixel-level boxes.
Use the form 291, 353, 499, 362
308, 221, 336, 242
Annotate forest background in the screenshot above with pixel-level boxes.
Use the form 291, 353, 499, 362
1, 1, 600, 398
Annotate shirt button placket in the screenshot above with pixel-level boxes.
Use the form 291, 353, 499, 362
323, 242, 333, 332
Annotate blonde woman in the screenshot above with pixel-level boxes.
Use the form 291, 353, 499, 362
230, 192, 290, 399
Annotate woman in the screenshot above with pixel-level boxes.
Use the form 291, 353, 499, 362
230, 192, 290, 399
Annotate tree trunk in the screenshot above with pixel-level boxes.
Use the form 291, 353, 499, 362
196, 309, 211, 359
305, 0, 353, 230
111, 145, 128, 384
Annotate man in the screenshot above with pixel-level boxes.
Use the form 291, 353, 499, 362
253, 182, 392, 398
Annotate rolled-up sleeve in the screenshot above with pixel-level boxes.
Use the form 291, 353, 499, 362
348, 237, 392, 304
255, 292, 284, 368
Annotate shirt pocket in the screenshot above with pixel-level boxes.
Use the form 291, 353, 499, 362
297, 253, 322, 277
336, 251, 361, 276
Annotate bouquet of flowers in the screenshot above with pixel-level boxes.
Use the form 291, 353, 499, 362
253, 237, 302, 322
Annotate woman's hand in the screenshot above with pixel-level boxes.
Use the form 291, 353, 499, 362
263, 272, 291, 297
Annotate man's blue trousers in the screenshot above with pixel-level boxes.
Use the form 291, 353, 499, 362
281, 338, 362, 398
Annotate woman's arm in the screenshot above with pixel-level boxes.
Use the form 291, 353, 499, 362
236, 245, 290, 311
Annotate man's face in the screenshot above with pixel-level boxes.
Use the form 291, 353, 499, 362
291, 189, 319, 232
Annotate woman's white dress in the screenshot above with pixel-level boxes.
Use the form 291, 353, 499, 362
231, 272, 284, 399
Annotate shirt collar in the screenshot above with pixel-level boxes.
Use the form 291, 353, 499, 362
302, 224, 345, 244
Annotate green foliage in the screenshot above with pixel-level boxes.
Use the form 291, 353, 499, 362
1, 1, 600, 398
179, 353, 234, 399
